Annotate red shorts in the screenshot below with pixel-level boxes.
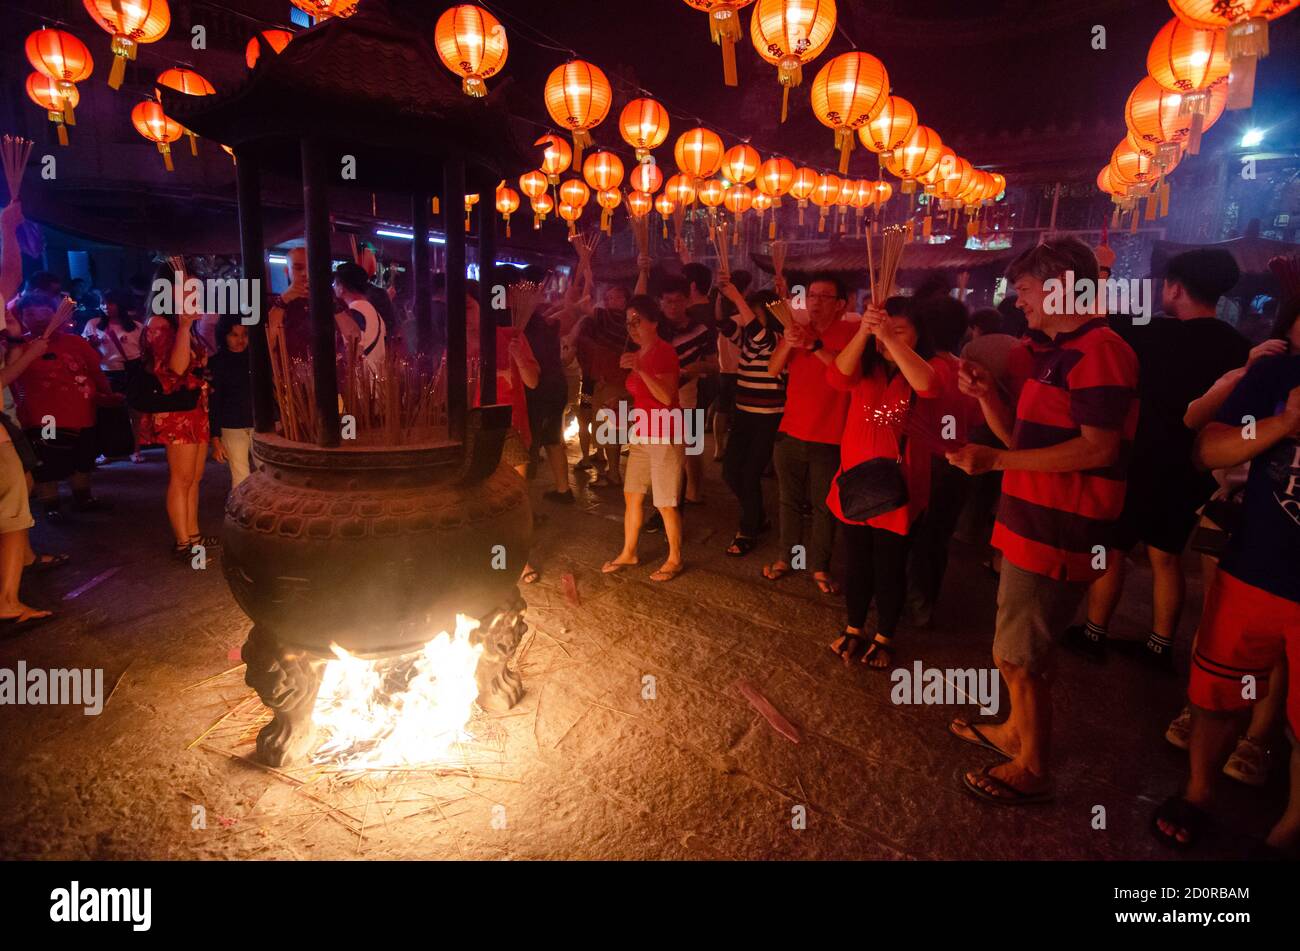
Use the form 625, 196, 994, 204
1188, 569, 1300, 734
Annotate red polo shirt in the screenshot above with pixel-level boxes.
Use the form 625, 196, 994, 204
778, 319, 858, 445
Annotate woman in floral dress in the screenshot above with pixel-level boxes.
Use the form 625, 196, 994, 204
140, 265, 217, 560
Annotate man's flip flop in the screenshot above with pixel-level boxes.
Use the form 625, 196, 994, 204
1151, 795, 1210, 851
960, 766, 1053, 806
762, 563, 791, 580
949, 717, 1013, 759
30, 553, 70, 572
649, 565, 682, 582
601, 560, 637, 574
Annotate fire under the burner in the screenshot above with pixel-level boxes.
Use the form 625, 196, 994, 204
309, 615, 485, 769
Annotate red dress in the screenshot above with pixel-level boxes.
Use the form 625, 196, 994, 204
138, 317, 211, 446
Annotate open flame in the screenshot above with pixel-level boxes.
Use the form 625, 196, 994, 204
310, 614, 484, 769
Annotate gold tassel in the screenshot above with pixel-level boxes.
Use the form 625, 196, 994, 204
1188, 111, 1206, 155
1159, 181, 1170, 218
1129, 207, 1138, 233
159, 142, 173, 172
109, 54, 127, 90
922, 214, 932, 239
1226, 18, 1268, 110
1144, 191, 1157, 221
780, 85, 790, 124
188, 131, 198, 156
432, 197, 440, 215
56, 122, 68, 147
768, 215, 776, 240
721, 36, 738, 87
662, 219, 668, 238
818, 210, 825, 233
836, 129, 853, 175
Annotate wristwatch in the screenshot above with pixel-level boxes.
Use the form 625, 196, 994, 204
809, 339, 823, 353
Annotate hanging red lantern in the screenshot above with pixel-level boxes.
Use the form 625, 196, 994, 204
496, 183, 520, 237
665, 174, 697, 207
557, 201, 583, 236
674, 127, 726, 181
750, 0, 838, 122
559, 179, 591, 211
26, 73, 79, 147
131, 100, 183, 171
156, 67, 215, 156
25, 28, 93, 130
626, 190, 654, 218
543, 60, 612, 165
858, 95, 917, 164
698, 177, 727, 238
655, 193, 677, 238
531, 192, 554, 228
1147, 16, 1231, 152
809, 172, 840, 231
756, 156, 796, 200
535, 133, 573, 184
788, 165, 818, 224
1125, 74, 1227, 160
882, 125, 944, 193
245, 29, 293, 69
724, 183, 753, 242
519, 170, 549, 202
682, 1, 756, 86
809, 51, 890, 174
630, 162, 663, 194
596, 187, 622, 233
434, 5, 508, 98
582, 151, 625, 192
83, 0, 171, 90
722, 143, 761, 184
618, 98, 671, 162
1168, 0, 1298, 109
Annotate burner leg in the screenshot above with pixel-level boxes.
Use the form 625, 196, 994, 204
473, 592, 526, 712
242, 625, 326, 767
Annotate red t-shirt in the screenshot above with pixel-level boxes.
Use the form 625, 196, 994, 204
472, 325, 530, 447
626, 338, 680, 442
778, 319, 859, 444
824, 355, 952, 535
913, 351, 983, 457
992, 319, 1139, 581
13, 333, 111, 430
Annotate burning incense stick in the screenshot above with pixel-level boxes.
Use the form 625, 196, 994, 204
1, 136, 34, 203
712, 220, 731, 282
766, 297, 796, 331
508, 280, 543, 332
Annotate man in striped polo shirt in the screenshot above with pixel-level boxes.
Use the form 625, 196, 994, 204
946, 238, 1139, 805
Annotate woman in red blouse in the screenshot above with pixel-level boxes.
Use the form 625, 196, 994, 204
140, 264, 215, 560
826, 301, 952, 668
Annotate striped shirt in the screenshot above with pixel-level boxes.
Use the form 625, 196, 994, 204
662, 319, 714, 409
728, 321, 785, 414
992, 318, 1139, 582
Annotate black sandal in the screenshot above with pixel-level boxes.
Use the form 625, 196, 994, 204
725, 533, 757, 557
189, 533, 221, 549
1151, 795, 1210, 851
29, 552, 70, 572
860, 634, 894, 669
172, 541, 194, 562
830, 630, 867, 664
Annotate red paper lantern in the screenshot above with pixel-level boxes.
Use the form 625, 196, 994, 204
722, 143, 761, 184
756, 156, 796, 198
619, 98, 671, 162
809, 51, 890, 173
434, 4, 508, 98
246, 30, 293, 69
26, 73, 79, 146
131, 100, 183, 171
582, 151, 625, 192
543, 60, 612, 164
629, 162, 663, 194
83, 0, 171, 89
519, 170, 549, 201
750, 0, 838, 122
155, 67, 215, 156
535, 133, 573, 184
674, 127, 726, 181
496, 183, 520, 236
882, 125, 944, 193
1168, 0, 1298, 108
858, 95, 918, 160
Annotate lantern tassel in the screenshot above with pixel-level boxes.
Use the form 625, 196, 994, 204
159, 142, 173, 172
431, 197, 440, 215
922, 213, 932, 239
780, 86, 790, 124
109, 54, 127, 90
1129, 207, 1139, 233
1227, 55, 1258, 111
836, 129, 853, 175
1187, 111, 1205, 155
1226, 18, 1267, 111
721, 36, 738, 87
1111, 204, 1120, 229
188, 131, 198, 156
1159, 181, 1170, 218
768, 214, 775, 241
56, 122, 68, 147
1144, 190, 1157, 221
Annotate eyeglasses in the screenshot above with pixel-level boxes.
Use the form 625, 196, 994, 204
807, 292, 841, 302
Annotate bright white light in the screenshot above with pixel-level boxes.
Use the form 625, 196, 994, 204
375, 229, 447, 244
1240, 128, 1265, 148
268, 255, 287, 264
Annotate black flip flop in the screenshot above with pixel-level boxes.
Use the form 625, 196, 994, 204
949, 718, 1013, 759
961, 766, 1054, 806
29, 553, 70, 572
1151, 795, 1210, 851
725, 534, 757, 557
829, 631, 867, 664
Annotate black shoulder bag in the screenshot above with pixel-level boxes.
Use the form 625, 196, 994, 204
834, 391, 915, 522
108, 325, 201, 414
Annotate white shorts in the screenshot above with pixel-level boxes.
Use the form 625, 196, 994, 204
624, 442, 684, 508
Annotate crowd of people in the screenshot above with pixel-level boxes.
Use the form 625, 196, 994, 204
2, 185, 1298, 857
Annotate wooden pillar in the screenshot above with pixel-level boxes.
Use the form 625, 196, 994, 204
443, 156, 468, 441
234, 148, 275, 433
300, 138, 341, 447
477, 190, 497, 405
411, 191, 432, 364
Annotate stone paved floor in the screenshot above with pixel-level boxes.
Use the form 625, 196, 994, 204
0, 436, 1285, 860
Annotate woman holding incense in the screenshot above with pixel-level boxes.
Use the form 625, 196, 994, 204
601, 295, 684, 583
140, 260, 215, 561
717, 281, 784, 556
825, 298, 954, 669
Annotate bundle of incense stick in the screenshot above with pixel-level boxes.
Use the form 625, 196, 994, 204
712, 219, 731, 281
766, 296, 795, 331
867, 225, 907, 307
770, 239, 787, 286
1, 136, 33, 203
625, 198, 650, 260
508, 280, 543, 331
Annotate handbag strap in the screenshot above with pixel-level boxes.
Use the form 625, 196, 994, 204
103, 323, 130, 362
895, 389, 917, 463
